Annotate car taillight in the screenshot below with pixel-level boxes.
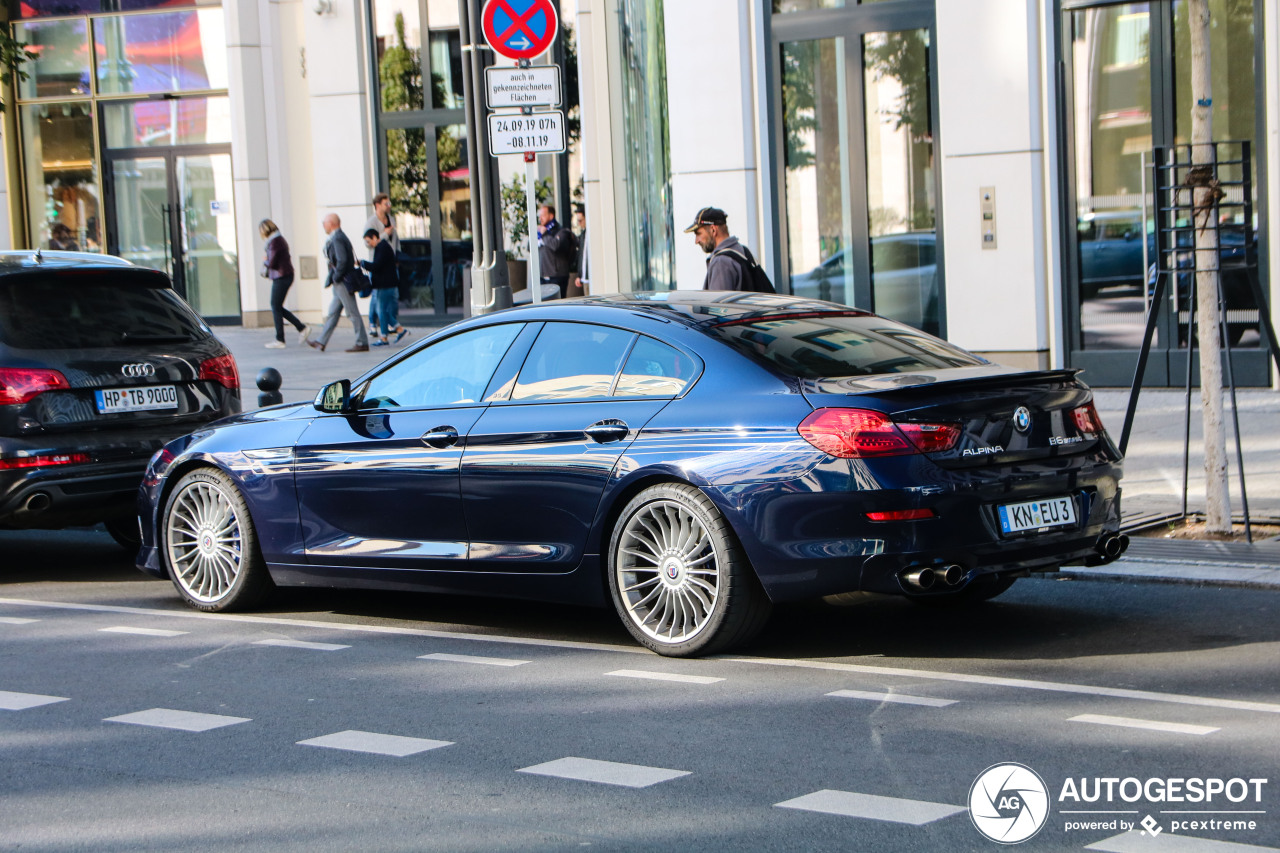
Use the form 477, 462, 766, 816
0, 367, 70, 405
199, 354, 240, 391
1071, 402, 1104, 436
798, 408, 960, 458
0, 452, 91, 470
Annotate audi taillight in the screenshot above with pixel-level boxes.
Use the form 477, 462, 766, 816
199, 354, 240, 391
0, 452, 91, 470
798, 408, 961, 458
0, 367, 70, 405
1070, 402, 1105, 436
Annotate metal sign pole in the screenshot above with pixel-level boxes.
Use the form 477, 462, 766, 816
526, 150, 541, 302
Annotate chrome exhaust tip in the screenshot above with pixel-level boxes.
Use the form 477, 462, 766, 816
21, 492, 51, 516
901, 567, 936, 591
938, 564, 965, 587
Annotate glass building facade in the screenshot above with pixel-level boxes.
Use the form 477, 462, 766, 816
8, 0, 239, 321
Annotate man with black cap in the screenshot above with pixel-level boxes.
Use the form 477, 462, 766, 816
685, 205, 758, 291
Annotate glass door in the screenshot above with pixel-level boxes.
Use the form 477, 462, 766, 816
107, 156, 172, 277
104, 148, 240, 322
775, 6, 942, 336
1062, 0, 1266, 386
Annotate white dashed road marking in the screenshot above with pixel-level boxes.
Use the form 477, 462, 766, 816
99, 626, 188, 638
1086, 830, 1280, 852
0, 616, 38, 625
827, 689, 956, 707
418, 652, 530, 667
606, 669, 724, 685
0, 690, 69, 711
518, 757, 691, 788
1069, 714, 1220, 736
253, 639, 350, 651
298, 730, 453, 757
105, 708, 250, 732
775, 789, 966, 825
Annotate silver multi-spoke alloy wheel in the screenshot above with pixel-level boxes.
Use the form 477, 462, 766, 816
166, 478, 243, 602
616, 498, 720, 644
608, 483, 771, 657
162, 468, 271, 611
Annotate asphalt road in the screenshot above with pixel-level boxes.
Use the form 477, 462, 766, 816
2, 528, 1279, 852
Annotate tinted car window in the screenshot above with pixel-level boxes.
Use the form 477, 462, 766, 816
705, 314, 984, 379
512, 322, 635, 401
0, 274, 207, 349
614, 336, 695, 397
359, 323, 522, 410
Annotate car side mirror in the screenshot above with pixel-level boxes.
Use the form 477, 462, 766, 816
314, 379, 352, 413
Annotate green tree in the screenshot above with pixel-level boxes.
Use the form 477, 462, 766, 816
0, 29, 37, 113
379, 13, 463, 218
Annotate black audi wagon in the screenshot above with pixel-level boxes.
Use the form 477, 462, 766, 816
0, 251, 240, 548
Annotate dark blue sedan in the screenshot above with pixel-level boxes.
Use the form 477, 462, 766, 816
136, 292, 1124, 657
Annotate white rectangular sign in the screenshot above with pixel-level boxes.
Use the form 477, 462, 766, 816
487, 111, 566, 156
485, 66, 562, 109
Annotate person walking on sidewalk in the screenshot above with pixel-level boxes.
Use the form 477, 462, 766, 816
363, 192, 401, 329
308, 213, 369, 353
537, 204, 576, 298
685, 205, 772, 292
260, 219, 308, 349
360, 228, 409, 347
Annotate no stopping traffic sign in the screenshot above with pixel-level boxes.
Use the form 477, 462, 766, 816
482, 0, 559, 61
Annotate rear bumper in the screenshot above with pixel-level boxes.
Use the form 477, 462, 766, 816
0, 460, 147, 529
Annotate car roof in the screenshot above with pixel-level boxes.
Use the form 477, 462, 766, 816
500, 291, 872, 331
0, 250, 136, 274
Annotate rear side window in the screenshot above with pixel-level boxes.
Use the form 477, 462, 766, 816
705, 313, 985, 380
512, 322, 635, 401
615, 336, 695, 397
0, 274, 207, 349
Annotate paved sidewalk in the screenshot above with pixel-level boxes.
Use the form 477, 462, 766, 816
211, 321, 1280, 587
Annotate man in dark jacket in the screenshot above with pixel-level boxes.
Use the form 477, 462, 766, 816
308, 213, 369, 353
685, 205, 753, 291
537, 204, 577, 298
361, 229, 409, 347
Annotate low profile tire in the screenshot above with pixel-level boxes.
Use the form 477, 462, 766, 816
104, 516, 142, 554
907, 575, 1017, 607
607, 483, 771, 657
161, 467, 273, 612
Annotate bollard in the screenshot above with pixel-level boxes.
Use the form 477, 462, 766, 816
256, 367, 283, 408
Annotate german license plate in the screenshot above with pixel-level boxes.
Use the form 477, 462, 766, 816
997, 496, 1076, 534
95, 385, 178, 414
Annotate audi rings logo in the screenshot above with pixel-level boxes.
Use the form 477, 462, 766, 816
1012, 406, 1032, 434
121, 363, 156, 378
969, 763, 1050, 844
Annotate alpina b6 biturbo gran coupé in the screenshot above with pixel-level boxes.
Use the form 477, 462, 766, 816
137, 292, 1125, 657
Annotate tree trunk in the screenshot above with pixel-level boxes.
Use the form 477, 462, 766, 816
1188, 0, 1231, 533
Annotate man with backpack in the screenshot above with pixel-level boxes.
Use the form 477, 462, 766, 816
684, 206, 774, 293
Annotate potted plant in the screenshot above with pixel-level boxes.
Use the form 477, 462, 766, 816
501, 173, 552, 293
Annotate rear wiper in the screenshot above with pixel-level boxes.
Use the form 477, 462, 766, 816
121, 331, 193, 343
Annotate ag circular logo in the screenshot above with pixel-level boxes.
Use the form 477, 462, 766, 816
969, 763, 1049, 844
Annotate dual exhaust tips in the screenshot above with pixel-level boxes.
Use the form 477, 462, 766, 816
900, 564, 965, 591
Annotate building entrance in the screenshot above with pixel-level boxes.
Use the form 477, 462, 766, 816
103, 147, 240, 323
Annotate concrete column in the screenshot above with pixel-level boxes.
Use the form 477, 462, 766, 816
575, 0, 630, 294
302, 0, 375, 285
664, 0, 763, 290
936, 0, 1049, 368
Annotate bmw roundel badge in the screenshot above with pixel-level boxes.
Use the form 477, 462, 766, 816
1013, 406, 1032, 433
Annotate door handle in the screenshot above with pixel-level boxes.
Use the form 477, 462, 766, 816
421, 426, 459, 448
584, 420, 629, 443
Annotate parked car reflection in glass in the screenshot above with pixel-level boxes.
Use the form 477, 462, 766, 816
788, 232, 939, 336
